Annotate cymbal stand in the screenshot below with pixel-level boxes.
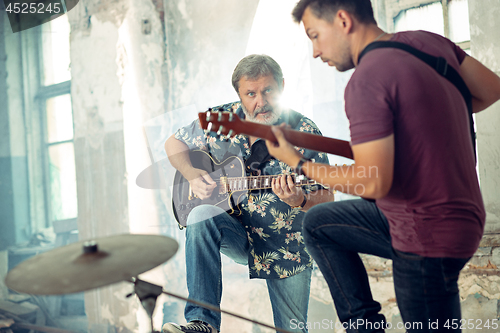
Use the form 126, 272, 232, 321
129, 278, 294, 333
130, 279, 163, 333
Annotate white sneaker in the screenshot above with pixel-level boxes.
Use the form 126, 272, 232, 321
162, 321, 217, 333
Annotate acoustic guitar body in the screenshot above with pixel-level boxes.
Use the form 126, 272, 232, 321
172, 150, 247, 228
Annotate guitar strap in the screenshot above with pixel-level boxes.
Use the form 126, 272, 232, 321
244, 109, 304, 175
245, 140, 272, 175
358, 41, 476, 163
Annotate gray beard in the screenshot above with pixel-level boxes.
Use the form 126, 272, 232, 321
241, 104, 282, 125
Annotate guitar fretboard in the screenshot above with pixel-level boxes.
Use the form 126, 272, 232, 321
219, 174, 319, 194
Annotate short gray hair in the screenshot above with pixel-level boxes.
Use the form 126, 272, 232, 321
231, 54, 284, 94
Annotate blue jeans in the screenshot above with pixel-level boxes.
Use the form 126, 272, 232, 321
303, 199, 470, 333
184, 205, 312, 332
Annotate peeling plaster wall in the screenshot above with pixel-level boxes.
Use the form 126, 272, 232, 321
69, 6, 135, 330
469, 0, 500, 233
67, 0, 165, 331
461, 0, 500, 323
163, 0, 259, 113
69, 3, 128, 243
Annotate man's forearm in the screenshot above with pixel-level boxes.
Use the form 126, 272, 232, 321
164, 134, 194, 177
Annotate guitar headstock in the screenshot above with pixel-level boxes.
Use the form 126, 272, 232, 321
198, 108, 244, 137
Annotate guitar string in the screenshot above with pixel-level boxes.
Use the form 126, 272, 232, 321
210, 177, 315, 184
210, 177, 317, 191
210, 176, 316, 183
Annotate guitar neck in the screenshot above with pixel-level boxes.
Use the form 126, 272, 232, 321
199, 111, 353, 160
220, 174, 321, 194
235, 122, 353, 160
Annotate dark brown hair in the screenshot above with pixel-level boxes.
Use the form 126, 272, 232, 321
292, 0, 376, 25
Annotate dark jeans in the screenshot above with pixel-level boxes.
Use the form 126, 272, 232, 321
303, 199, 470, 333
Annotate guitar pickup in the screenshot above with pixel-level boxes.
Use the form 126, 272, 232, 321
219, 177, 228, 194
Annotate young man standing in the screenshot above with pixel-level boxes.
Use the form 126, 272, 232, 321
265, 0, 500, 332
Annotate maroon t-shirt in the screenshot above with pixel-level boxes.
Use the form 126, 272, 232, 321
345, 31, 485, 258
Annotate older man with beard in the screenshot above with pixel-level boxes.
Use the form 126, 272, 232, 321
162, 54, 334, 333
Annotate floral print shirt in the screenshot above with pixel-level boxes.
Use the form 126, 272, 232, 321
174, 102, 329, 279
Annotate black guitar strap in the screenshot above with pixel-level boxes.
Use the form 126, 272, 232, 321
358, 41, 476, 163
243, 109, 304, 175
245, 140, 271, 175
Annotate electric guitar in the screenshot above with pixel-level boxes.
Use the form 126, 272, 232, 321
172, 150, 324, 228
172, 110, 353, 228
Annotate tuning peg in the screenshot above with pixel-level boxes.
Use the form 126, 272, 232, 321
217, 125, 224, 136
227, 130, 234, 137
218, 113, 223, 122
229, 113, 234, 122
206, 112, 212, 122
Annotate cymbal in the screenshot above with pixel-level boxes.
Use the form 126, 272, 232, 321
5, 234, 178, 295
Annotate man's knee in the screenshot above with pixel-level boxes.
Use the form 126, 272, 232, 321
186, 205, 227, 227
185, 206, 227, 243
303, 203, 329, 237
303, 202, 348, 247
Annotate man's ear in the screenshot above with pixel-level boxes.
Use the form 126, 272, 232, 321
336, 9, 354, 34
281, 78, 285, 92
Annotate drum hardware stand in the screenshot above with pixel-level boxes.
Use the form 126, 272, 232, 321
128, 279, 163, 333
128, 278, 294, 333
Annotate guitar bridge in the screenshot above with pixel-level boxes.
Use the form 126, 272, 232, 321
219, 177, 228, 194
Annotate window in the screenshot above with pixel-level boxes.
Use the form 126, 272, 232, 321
394, 2, 445, 36
38, 14, 77, 225
45, 94, 77, 221
393, 0, 470, 51
447, 0, 470, 45
41, 13, 71, 85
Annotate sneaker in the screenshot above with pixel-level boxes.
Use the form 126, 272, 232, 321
162, 321, 217, 333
